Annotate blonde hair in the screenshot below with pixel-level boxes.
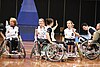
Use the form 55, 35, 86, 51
10, 17, 17, 26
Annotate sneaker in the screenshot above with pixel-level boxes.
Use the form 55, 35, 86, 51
11, 51, 18, 54
41, 51, 45, 56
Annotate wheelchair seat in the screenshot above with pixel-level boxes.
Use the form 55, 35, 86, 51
9, 38, 19, 51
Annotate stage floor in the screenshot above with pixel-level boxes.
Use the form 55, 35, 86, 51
0, 41, 100, 67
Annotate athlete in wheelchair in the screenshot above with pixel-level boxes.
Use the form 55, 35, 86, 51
0, 18, 26, 58
30, 18, 48, 57
30, 18, 64, 61
80, 23, 100, 60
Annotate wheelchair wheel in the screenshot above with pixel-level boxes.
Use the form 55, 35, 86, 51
20, 42, 26, 58
81, 41, 100, 60
45, 43, 64, 62
0, 40, 12, 57
30, 44, 36, 58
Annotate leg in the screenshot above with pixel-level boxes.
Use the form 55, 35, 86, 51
68, 45, 70, 53
71, 45, 73, 53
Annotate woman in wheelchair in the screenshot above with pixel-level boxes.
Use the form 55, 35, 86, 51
5, 17, 20, 54
34, 18, 54, 55
34, 18, 48, 55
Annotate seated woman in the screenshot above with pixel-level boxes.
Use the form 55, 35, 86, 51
5, 17, 20, 53
34, 18, 47, 55
46, 18, 54, 44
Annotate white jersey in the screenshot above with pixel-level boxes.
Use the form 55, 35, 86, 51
64, 28, 76, 39
5, 25, 19, 40
37, 26, 47, 39
51, 30, 56, 41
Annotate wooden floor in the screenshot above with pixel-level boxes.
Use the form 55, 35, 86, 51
0, 41, 100, 67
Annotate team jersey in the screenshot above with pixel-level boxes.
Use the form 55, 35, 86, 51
46, 26, 52, 41
36, 26, 47, 40
88, 26, 96, 39
64, 28, 76, 39
5, 25, 19, 40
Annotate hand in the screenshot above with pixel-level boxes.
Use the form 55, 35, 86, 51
50, 42, 54, 44
56, 20, 58, 26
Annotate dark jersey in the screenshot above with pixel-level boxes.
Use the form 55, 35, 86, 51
47, 28, 52, 40
89, 28, 96, 35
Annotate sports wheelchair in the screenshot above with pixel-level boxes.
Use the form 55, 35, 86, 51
30, 39, 64, 62
0, 36, 26, 58
80, 38, 100, 60
45, 36, 100, 61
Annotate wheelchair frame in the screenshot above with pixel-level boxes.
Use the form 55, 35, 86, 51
0, 36, 26, 58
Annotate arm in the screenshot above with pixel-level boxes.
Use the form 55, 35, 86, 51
0, 32, 5, 40
34, 28, 38, 41
52, 20, 58, 31
72, 28, 80, 37
93, 30, 100, 41
46, 32, 52, 43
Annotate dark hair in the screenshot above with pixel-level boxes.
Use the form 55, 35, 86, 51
81, 23, 88, 27
46, 18, 54, 25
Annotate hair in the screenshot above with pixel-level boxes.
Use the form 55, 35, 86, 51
81, 23, 88, 27
66, 20, 73, 24
39, 18, 45, 22
97, 23, 100, 26
9, 17, 17, 26
46, 18, 54, 25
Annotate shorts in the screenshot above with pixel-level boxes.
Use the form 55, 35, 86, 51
64, 38, 75, 45
37, 38, 49, 45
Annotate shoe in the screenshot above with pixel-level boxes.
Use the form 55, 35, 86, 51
41, 51, 45, 56
11, 51, 18, 54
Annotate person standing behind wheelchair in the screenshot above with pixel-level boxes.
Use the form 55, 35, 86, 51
5, 17, 20, 53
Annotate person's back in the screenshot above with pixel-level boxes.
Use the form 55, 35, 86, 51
92, 23, 100, 43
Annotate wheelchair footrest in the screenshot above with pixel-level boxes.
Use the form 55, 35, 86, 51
7, 53, 21, 56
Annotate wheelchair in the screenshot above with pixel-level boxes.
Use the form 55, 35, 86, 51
46, 37, 100, 61
0, 36, 26, 58
80, 39, 100, 60
30, 39, 64, 62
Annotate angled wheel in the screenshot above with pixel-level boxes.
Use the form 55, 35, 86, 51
0, 40, 11, 57
46, 43, 64, 62
20, 42, 26, 58
85, 43, 100, 60
30, 42, 37, 58
81, 41, 100, 60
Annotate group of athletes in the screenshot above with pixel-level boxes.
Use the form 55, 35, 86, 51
0, 17, 100, 56
34, 18, 100, 56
